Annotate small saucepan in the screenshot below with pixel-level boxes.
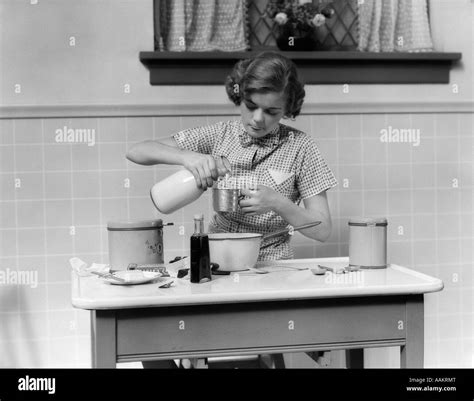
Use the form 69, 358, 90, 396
208, 221, 322, 272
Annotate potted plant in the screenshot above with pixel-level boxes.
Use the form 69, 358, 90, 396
268, 0, 335, 51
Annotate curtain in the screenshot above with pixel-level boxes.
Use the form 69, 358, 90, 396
159, 0, 248, 52
358, 0, 433, 52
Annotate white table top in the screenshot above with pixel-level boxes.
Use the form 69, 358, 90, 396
71, 257, 444, 310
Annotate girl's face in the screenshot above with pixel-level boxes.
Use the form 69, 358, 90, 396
240, 91, 286, 138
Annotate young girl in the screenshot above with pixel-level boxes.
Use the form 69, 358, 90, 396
127, 51, 337, 262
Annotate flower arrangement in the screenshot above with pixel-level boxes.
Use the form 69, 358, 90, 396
268, 0, 335, 50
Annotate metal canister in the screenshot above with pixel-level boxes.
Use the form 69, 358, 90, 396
348, 217, 388, 269
107, 219, 165, 271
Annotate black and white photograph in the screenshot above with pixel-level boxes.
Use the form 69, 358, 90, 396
0, 0, 473, 400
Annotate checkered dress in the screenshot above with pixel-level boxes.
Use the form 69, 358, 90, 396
173, 120, 338, 261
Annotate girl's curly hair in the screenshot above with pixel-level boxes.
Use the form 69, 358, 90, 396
225, 52, 305, 119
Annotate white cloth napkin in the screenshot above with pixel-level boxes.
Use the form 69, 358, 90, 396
69, 257, 110, 277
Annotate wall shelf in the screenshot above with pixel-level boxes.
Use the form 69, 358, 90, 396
139, 51, 462, 85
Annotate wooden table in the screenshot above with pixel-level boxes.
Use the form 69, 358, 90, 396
71, 257, 443, 368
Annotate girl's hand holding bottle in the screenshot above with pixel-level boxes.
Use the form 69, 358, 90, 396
183, 154, 232, 190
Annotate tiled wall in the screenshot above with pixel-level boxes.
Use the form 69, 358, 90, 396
0, 112, 472, 368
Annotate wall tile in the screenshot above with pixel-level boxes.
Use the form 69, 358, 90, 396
17, 228, 45, 257
437, 189, 460, 214
48, 310, 78, 338
435, 137, 459, 163
0, 145, 15, 172
410, 114, 435, 138
99, 142, 127, 170
43, 144, 72, 171
364, 191, 388, 216
460, 239, 473, 265
15, 173, 43, 200
18, 312, 48, 340
412, 241, 437, 266
362, 137, 387, 164
387, 164, 411, 189
44, 172, 71, 200
45, 227, 74, 256
312, 115, 337, 139
16, 200, 45, 228
459, 136, 472, 163
458, 113, 473, 137
18, 283, 47, 312
337, 114, 361, 138
0, 120, 14, 144
48, 337, 78, 368
387, 190, 411, 215
0, 282, 19, 312
338, 139, 362, 164
72, 171, 101, 198
338, 191, 363, 218
413, 215, 437, 240
14, 119, 42, 144
0, 201, 16, 228
436, 214, 460, 239
100, 197, 128, 223
412, 164, 436, 189
436, 163, 460, 189
338, 165, 363, 190
126, 117, 154, 142
71, 143, 99, 171
411, 136, 435, 163
45, 200, 72, 227
436, 239, 460, 265
315, 139, 337, 166
42, 118, 71, 144
98, 117, 127, 142
73, 199, 101, 226
100, 171, 128, 198
0, 174, 16, 200
153, 116, 181, 140
435, 114, 459, 137
128, 197, 156, 220
386, 143, 412, 164
74, 227, 101, 254
127, 169, 155, 197
0, 228, 17, 256
387, 241, 413, 266
47, 282, 72, 311
15, 145, 43, 172
412, 189, 436, 214
363, 166, 387, 190
47, 255, 74, 283
387, 215, 413, 242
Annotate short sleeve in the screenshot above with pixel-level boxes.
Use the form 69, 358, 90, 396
173, 122, 224, 155
296, 138, 338, 199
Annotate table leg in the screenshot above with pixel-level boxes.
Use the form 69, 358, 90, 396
91, 310, 117, 368
400, 295, 424, 368
345, 349, 364, 369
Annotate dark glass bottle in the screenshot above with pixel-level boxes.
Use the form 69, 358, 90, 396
190, 214, 211, 283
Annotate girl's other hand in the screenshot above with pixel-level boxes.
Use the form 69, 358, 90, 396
239, 185, 282, 215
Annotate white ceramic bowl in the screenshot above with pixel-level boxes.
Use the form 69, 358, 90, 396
208, 233, 261, 271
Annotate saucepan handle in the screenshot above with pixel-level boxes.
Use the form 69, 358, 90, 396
262, 221, 322, 242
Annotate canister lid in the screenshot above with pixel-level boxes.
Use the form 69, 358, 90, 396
348, 217, 388, 227
107, 219, 163, 231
